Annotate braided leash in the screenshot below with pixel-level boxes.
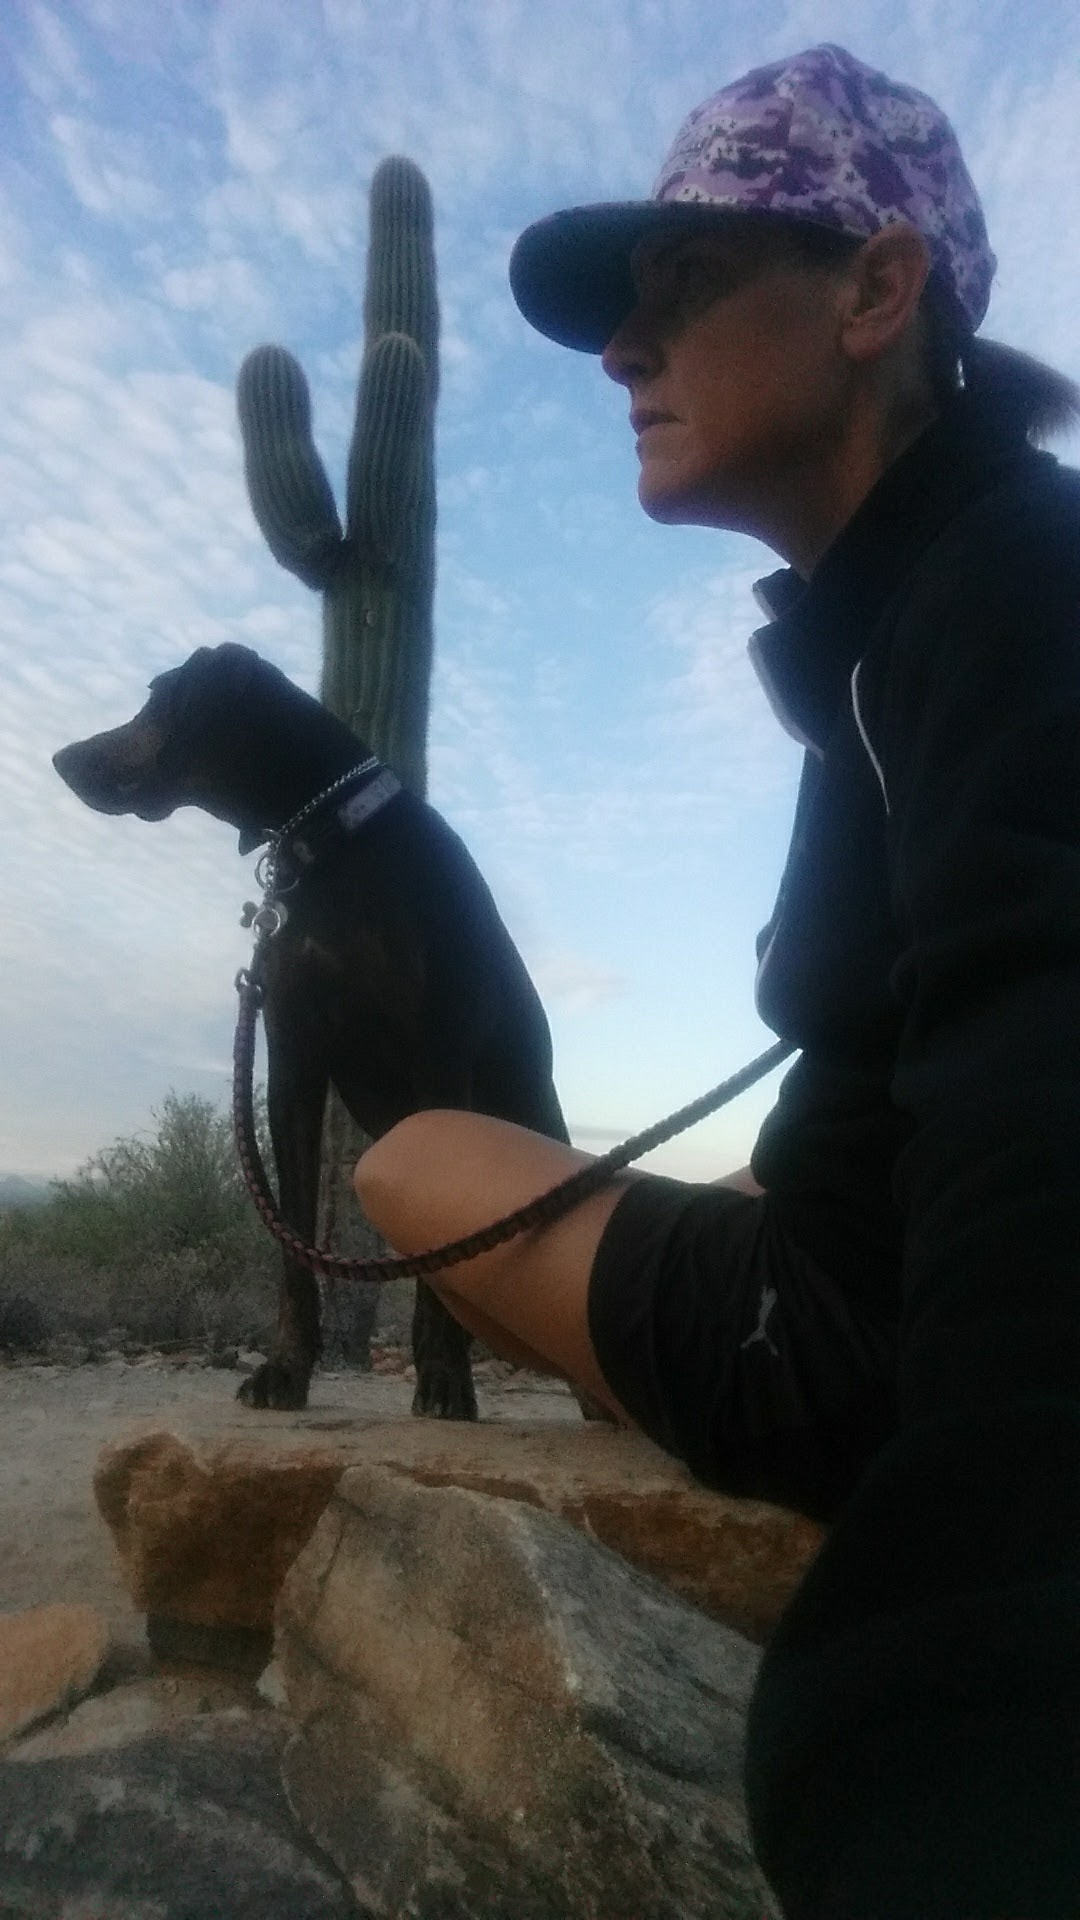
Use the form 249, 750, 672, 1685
233, 960, 794, 1284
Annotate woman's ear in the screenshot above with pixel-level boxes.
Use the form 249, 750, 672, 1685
839, 223, 932, 365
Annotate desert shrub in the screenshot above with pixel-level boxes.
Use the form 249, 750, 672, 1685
0, 1292, 49, 1354
0, 1249, 116, 1351
34, 1091, 274, 1266
0, 1092, 280, 1350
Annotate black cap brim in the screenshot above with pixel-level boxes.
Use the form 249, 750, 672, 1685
509, 200, 747, 354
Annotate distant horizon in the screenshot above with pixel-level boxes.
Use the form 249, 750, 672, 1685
0, 1076, 750, 1184
0, 1170, 53, 1196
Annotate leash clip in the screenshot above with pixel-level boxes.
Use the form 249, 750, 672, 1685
242, 839, 291, 944
239, 900, 288, 937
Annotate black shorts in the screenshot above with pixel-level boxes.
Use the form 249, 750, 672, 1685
587, 1174, 898, 1521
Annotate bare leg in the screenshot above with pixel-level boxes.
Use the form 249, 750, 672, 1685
714, 1164, 765, 1196
355, 1111, 635, 1421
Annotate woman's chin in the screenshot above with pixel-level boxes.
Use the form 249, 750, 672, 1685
637, 469, 688, 523
637, 471, 712, 526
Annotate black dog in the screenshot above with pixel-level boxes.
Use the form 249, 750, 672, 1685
53, 643, 570, 1415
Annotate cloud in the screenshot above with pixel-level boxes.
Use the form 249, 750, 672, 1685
158, 255, 265, 319
18, 4, 96, 108
48, 112, 165, 221
530, 953, 627, 1012
646, 564, 798, 800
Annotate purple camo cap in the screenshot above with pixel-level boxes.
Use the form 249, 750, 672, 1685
510, 43, 996, 352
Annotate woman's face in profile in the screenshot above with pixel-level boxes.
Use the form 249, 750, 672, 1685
601, 225, 853, 540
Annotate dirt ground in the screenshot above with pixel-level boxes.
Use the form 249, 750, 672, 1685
0, 1354, 580, 1652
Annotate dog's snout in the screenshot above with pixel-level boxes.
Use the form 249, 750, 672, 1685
53, 737, 107, 804
53, 718, 167, 816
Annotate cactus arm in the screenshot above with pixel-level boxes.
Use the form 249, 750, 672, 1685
346, 332, 427, 567
237, 345, 344, 592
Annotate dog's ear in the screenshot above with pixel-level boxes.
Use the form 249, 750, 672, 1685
238, 826, 269, 855
148, 643, 262, 721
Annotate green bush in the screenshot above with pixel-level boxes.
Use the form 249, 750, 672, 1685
0, 1092, 280, 1352
38, 1092, 272, 1264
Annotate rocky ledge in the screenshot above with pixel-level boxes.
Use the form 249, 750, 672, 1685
93, 1417, 823, 1669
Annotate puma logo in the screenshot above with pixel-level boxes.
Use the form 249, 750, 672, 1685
740, 1284, 780, 1358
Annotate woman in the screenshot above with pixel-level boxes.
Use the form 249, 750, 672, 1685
357, 46, 1080, 1917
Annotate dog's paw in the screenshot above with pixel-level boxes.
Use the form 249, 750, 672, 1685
236, 1359, 311, 1411
411, 1368, 479, 1422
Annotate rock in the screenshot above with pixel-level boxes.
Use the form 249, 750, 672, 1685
94, 1422, 822, 1668
0, 1604, 109, 1744
277, 1467, 780, 1919
0, 1712, 356, 1917
6, 1669, 259, 1762
94, 1430, 344, 1671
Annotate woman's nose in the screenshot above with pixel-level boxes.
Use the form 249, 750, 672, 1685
600, 306, 664, 387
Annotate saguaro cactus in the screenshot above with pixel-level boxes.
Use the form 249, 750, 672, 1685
236, 154, 438, 796
236, 157, 440, 1352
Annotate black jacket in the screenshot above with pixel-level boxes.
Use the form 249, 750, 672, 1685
742, 396, 1080, 1916
748, 396, 1080, 1424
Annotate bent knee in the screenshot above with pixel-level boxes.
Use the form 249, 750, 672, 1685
354, 1112, 440, 1235
354, 1109, 519, 1246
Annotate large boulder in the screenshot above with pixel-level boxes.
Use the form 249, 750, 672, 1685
0, 1604, 109, 1745
94, 1420, 822, 1667
276, 1466, 781, 1919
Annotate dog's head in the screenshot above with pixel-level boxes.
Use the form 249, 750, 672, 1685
53, 643, 266, 831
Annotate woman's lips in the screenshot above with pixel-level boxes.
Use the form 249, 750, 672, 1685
631, 407, 676, 438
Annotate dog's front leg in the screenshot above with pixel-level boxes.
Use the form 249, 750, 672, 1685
410, 1281, 478, 1421
237, 1249, 322, 1410
238, 1000, 328, 1413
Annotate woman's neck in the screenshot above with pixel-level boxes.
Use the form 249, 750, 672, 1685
778, 386, 940, 578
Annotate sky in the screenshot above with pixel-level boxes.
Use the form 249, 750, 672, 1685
2, 0, 1079, 1189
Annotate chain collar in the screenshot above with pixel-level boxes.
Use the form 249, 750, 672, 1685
272, 755, 380, 848
239, 755, 383, 949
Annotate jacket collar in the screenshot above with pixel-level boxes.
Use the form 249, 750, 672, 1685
748, 397, 1045, 753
